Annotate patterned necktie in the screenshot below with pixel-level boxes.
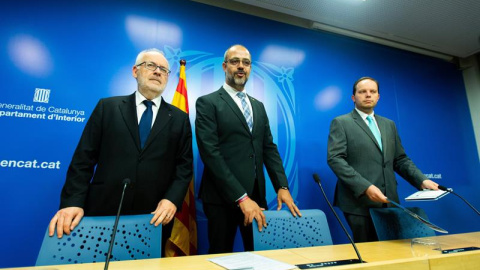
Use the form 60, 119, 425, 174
366, 115, 382, 151
237, 92, 253, 132
139, 100, 153, 148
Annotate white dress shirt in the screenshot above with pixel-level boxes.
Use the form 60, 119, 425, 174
223, 83, 254, 119
135, 91, 162, 127
355, 107, 381, 136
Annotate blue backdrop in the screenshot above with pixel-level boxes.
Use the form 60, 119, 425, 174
1, 0, 479, 267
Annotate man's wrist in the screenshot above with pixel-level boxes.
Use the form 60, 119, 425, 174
237, 195, 249, 205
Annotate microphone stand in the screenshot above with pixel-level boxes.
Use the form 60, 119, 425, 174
313, 174, 364, 264
439, 186, 480, 216
104, 178, 130, 270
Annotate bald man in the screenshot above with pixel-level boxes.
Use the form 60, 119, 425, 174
196, 45, 301, 253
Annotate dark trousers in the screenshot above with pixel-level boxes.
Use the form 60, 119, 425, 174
344, 212, 379, 243
204, 202, 254, 254
161, 221, 174, 257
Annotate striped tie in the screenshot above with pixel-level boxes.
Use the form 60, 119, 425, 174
237, 92, 253, 132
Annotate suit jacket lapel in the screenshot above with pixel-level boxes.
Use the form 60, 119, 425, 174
219, 88, 251, 134
119, 93, 141, 150
249, 95, 260, 134
376, 115, 387, 155
351, 110, 382, 152
144, 98, 172, 150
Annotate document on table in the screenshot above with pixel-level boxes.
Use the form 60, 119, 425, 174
208, 252, 297, 270
405, 189, 449, 201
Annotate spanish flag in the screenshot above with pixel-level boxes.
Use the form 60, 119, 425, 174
165, 60, 197, 256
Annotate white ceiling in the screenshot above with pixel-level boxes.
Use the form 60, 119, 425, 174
196, 0, 480, 60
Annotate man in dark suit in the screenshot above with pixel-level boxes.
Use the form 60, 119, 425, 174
48, 49, 193, 253
327, 76, 439, 242
195, 44, 301, 253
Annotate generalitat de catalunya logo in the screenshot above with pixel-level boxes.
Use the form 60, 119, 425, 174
33, 88, 50, 103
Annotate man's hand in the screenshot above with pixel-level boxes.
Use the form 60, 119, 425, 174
48, 207, 84, 238
277, 188, 302, 217
239, 198, 266, 232
365, 185, 388, 203
151, 199, 177, 226
421, 179, 439, 190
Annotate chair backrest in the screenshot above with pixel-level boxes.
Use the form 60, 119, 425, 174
36, 214, 161, 266
252, 209, 333, 251
369, 207, 436, 241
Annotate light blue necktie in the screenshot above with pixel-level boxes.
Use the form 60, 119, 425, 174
237, 92, 253, 132
139, 100, 153, 148
366, 115, 382, 151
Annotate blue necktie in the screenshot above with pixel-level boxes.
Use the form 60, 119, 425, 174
139, 100, 153, 148
237, 92, 253, 132
366, 115, 382, 151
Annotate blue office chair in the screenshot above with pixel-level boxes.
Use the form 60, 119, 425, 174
36, 214, 161, 266
370, 207, 436, 241
252, 209, 333, 251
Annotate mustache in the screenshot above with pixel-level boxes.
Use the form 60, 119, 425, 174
149, 77, 162, 83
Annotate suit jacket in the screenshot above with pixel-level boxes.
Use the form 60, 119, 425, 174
327, 109, 425, 216
60, 93, 193, 216
195, 87, 288, 208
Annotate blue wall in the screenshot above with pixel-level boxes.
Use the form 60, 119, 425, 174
1, 0, 478, 267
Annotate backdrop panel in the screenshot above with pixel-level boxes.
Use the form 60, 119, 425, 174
1, 0, 478, 267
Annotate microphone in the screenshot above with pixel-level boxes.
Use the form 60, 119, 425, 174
104, 178, 131, 270
438, 185, 479, 216
306, 173, 364, 267
438, 185, 452, 192
122, 178, 132, 186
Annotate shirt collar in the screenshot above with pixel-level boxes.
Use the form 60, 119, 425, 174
223, 82, 247, 97
355, 107, 375, 120
135, 91, 162, 107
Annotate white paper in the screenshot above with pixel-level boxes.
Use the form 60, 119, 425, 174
405, 189, 449, 201
208, 252, 297, 270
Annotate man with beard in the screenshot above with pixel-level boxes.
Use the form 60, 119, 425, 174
195, 44, 301, 253
48, 48, 193, 255
327, 76, 439, 242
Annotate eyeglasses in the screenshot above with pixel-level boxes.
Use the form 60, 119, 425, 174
224, 58, 252, 67
137, 62, 171, 75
